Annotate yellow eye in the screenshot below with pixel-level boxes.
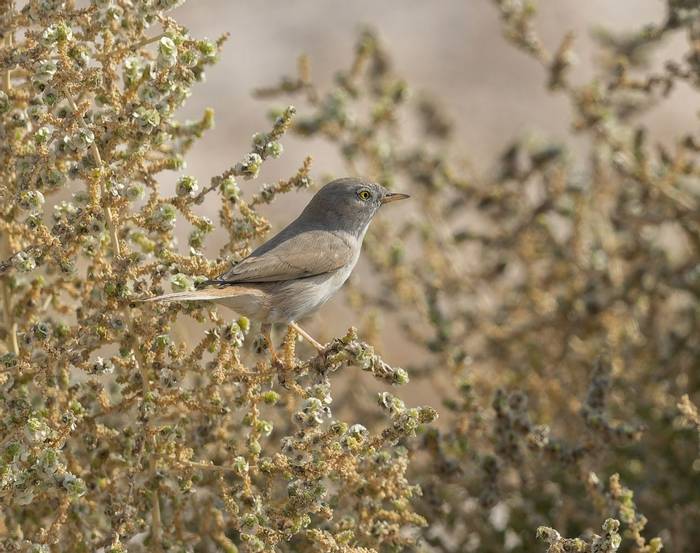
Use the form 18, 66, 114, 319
358, 190, 371, 201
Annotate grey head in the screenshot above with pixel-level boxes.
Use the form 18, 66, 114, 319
297, 177, 410, 237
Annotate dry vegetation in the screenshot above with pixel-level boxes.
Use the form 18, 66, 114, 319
1, 0, 700, 551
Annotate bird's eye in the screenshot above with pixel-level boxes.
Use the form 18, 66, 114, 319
358, 189, 371, 201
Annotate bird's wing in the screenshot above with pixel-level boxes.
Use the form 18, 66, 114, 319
216, 229, 355, 283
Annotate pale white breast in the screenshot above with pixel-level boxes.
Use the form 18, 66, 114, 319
267, 245, 361, 323
314, 258, 357, 305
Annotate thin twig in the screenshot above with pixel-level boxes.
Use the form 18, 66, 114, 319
64, 92, 122, 257
109, 32, 166, 58
1, 272, 19, 356
185, 460, 243, 473
3, 33, 12, 91
40, 496, 70, 545
131, 32, 167, 50
151, 446, 163, 551
0, 30, 18, 360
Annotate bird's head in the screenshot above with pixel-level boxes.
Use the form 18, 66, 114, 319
303, 177, 410, 235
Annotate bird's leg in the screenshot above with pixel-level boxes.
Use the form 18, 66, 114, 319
259, 323, 279, 362
289, 321, 325, 353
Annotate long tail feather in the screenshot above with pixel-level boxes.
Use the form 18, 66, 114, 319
139, 288, 232, 303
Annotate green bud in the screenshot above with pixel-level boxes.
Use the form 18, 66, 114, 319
69, 127, 95, 151
232, 455, 249, 474
602, 518, 620, 533
34, 126, 51, 145
170, 273, 193, 292
34, 60, 57, 85
124, 183, 144, 201
133, 106, 161, 133
159, 36, 177, 56
252, 132, 267, 149
242, 514, 258, 528
41, 22, 73, 45
175, 175, 198, 197
12, 251, 36, 272
392, 367, 410, 385
262, 391, 280, 405
42, 87, 59, 106
150, 203, 177, 230
53, 323, 70, 340
236, 153, 262, 180
237, 316, 250, 332
68, 44, 90, 67
248, 438, 261, 455
43, 168, 66, 189
157, 37, 178, 69
62, 473, 87, 498
220, 176, 240, 201
196, 39, 217, 59
256, 419, 274, 436
18, 190, 45, 212
265, 141, 283, 159
536, 526, 561, 543
4, 442, 21, 462
153, 334, 171, 350
180, 49, 198, 67
189, 229, 204, 249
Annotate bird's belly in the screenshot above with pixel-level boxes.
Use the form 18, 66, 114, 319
268, 266, 353, 323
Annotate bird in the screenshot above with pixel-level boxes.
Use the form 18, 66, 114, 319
141, 177, 410, 356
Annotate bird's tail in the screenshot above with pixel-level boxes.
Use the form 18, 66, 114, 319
139, 287, 235, 303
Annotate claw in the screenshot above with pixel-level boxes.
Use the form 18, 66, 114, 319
256, 322, 274, 356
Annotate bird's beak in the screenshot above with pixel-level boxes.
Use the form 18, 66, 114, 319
381, 192, 410, 204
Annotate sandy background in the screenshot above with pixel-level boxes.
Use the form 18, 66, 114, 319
165, 1, 696, 358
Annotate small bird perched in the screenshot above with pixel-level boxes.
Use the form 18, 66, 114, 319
143, 177, 409, 354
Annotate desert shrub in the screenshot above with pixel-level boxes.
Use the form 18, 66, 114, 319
1, 0, 699, 552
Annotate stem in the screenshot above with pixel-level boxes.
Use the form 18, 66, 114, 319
129, 32, 166, 52
1, 274, 19, 356
64, 92, 122, 257
3, 33, 12, 91
99, 33, 166, 62
1, 33, 18, 356
130, 303, 159, 545
186, 460, 242, 473
151, 479, 163, 550
40, 496, 70, 545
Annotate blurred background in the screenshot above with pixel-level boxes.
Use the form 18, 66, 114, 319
167, 0, 694, 357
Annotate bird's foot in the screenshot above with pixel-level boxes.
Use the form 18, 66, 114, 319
253, 324, 285, 370
268, 345, 292, 389
289, 321, 326, 354
276, 365, 293, 390
271, 352, 285, 371
252, 334, 270, 355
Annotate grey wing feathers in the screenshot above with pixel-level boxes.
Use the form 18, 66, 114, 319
216, 230, 354, 284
